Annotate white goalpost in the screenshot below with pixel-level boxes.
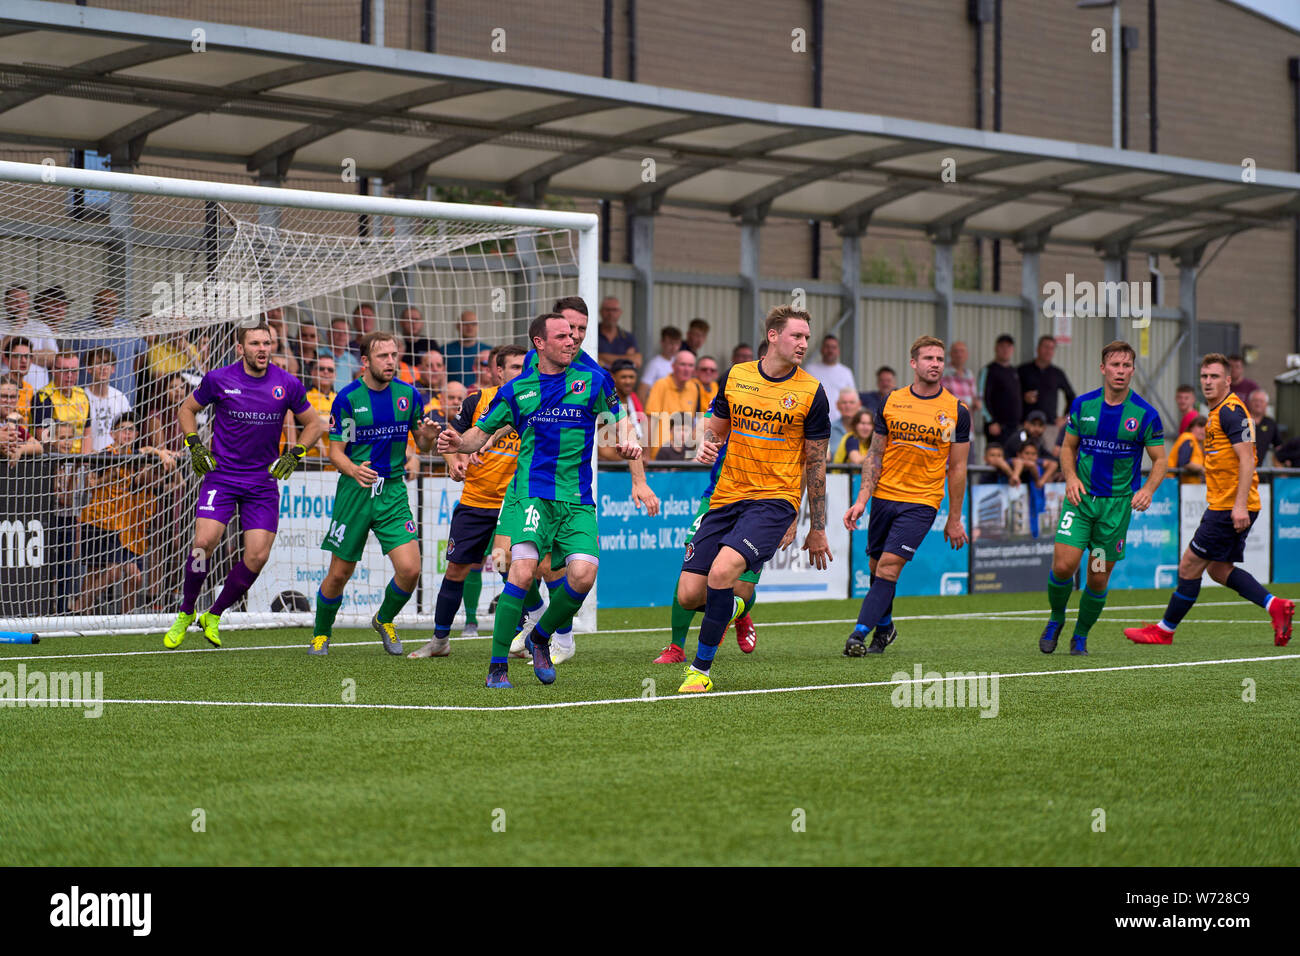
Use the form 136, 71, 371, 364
0, 160, 600, 638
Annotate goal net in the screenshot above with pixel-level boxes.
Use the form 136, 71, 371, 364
0, 160, 598, 638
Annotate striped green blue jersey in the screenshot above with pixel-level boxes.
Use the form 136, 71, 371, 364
328, 378, 426, 479
1065, 387, 1164, 496
477, 362, 623, 505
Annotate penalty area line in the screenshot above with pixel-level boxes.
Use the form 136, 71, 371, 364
9, 653, 1296, 714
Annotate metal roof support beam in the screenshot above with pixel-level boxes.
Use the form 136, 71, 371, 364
1097, 240, 1131, 346
838, 220, 866, 387
625, 196, 656, 356
106, 175, 135, 323
514, 232, 542, 344
244, 81, 485, 175
390, 187, 418, 315
257, 165, 286, 229
106, 135, 147, 321
1173, 244, 1206, 392
739, 206, 765, 349
96, 62, 354, 160
1018, 231, 1050, 366
932, 238, 956, 348
927, 221, 963, 346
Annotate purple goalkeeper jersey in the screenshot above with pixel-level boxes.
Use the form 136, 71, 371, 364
193, 362, 310, 478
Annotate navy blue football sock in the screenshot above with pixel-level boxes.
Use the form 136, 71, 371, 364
1159, 576, 1202, 632
692, 586, 733, 671
1226, 567, 1271, 609
855, 577, 897, 635
432, 577, 465, 638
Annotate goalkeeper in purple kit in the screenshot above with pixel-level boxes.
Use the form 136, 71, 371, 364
163, 321, 324, 648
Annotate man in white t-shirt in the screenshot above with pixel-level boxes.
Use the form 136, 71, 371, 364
803, 333, 857, 397
83, 347, 131, 452
3, 284, 54, 390
638, 324, 683, 403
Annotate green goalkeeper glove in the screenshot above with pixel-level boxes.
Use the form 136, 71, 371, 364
184, 432, 216, 476
269, 444, 307, 480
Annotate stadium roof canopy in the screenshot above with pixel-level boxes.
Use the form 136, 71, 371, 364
3, 2, 1299, 259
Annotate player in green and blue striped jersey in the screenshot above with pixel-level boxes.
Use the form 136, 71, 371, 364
438, 311, 643, 688
308, 332, 442, 656
504, 296, 658, 664
1041, 340, 1167, 655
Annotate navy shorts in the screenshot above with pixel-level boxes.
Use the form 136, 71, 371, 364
682, 499, 797, 575
445, 503, 500, 566
866, 498, 937, 562
80, 523, 143, 571
1189, 509, 1259, 564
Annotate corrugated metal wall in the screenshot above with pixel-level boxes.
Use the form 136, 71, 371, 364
655, 282, 741, 363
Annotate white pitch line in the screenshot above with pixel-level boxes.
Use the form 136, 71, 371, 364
0, 599, 1268, 664
6, 653, 1295, 714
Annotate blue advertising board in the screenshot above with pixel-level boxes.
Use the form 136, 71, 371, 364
1106, 478, 1180, 591
849, 475, 968, 597
597, 470, 708, 608
1272, 477, 1300, 583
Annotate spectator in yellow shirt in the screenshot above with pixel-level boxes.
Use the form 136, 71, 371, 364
694, 354, 720, 408
31, 351, 91, 452
1169, 416, 1206, 484
291, 356, 336, 469
645, 349, 711, 459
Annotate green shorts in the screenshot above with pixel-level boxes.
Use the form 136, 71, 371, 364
506, 496, 599, 564
1054, 493, 1132, 563
322, 474, 418, 563
689, 495, 762, 584
493, 483, 519, 540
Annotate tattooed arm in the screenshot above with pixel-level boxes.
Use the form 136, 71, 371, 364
803, 439, 828, 532
801, 437, 832, 569
695, 414, 730, 465
843, 440, 884, 530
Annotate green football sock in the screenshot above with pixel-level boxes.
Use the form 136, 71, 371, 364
1047, 571, 1072, 624
670, 595, 697, 649
738, 592, 756, 619
524, 578, 543, 612
535, 578, 588, 642
1075, 587, 1108, 638
376, 577, 413, 624
462, 569, 482, 625
493, 586, 526, 660
314, 588, 343, 637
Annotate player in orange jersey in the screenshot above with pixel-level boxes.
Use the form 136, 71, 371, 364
842, 335, 970, 656
1125, 353, 1294, 646
674, 306, 833, 693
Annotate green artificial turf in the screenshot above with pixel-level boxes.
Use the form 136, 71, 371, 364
1, 588, 1297, 865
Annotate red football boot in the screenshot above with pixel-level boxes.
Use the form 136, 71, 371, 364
1124, 623, 1174, 645
734, 612, 757, 653
1269, 597, 1295, 647
653, 644, 686, 664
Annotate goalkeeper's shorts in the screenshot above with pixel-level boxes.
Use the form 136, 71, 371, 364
196, 471, 280, 533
